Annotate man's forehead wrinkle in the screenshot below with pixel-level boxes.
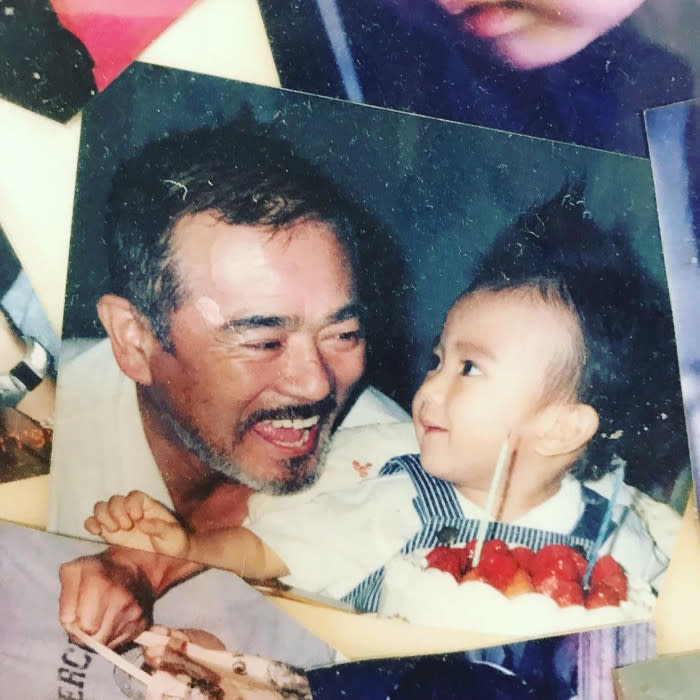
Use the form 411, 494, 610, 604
220, 302, 362, 334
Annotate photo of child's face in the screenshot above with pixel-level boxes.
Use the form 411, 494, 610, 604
412, 289, 579, 498
432, 0, 646, 69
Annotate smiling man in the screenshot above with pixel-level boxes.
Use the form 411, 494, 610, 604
49, 115, 407, 645
97, 214, 366, 512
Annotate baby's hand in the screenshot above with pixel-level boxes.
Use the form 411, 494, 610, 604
84, 491, 190, 559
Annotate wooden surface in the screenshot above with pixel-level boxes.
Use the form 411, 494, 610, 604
1, 0, 699, 661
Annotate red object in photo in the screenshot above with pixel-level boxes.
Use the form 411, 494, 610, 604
50, 0, 197, 90
590, 554, 628, 600
426, 546, 471, 582
530, 544, 587, 581
584, 584, 622, 609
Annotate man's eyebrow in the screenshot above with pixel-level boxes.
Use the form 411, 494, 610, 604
220, 315, 290, 332
327, 302, 365, 324
218, 302, 364, 333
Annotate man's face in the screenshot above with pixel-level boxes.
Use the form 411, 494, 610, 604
412, 289, 580, 499
433, 0, 645, 69
143, 213, 366, 494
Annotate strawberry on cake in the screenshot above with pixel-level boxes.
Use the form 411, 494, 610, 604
377, 540, 655, 635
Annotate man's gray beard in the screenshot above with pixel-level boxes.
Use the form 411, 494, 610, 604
160, 408, 332, 495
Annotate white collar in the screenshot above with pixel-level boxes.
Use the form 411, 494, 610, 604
454, 474, 584, 534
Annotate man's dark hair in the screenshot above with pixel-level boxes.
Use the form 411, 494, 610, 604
464, 183, 688, 489
105, 109, 362, 352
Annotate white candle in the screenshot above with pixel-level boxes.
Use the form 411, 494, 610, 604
472, 435, 511, 568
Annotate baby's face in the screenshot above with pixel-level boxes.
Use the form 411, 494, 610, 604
433, 0, 646, 69
412, 289, 579, 498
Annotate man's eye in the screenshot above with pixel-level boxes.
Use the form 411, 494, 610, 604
337, 330, 362, 342
462, 360, 481, 376
243, 339, 283, 351
322, 325, 363, 348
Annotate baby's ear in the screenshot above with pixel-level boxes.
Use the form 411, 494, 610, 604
97, 294, 157, 386
532, 402, 599, 458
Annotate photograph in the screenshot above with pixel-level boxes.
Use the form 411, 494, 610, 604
614, 648, 700, 699
0, 520, 334, 698
47, 63, 690, 641
0, 221, 57, 483
645, 97, 700, 510
0, 0, 196, 122
308, 622, 656, 699
258, 0, 700, 156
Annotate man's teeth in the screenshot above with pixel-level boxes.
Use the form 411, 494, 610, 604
265, 416, 320, 430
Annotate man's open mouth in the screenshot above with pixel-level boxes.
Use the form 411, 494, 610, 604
252, 415, 322, 450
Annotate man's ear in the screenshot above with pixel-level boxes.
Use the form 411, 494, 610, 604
533, 402, 599, 458
97, 294, 157, 386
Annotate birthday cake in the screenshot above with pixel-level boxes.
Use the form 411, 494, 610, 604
377, 540, 655, 636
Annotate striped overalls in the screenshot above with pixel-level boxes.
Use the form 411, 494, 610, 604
343, 453, 618, 613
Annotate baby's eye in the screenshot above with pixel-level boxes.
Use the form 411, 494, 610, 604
462, 360, 481, 376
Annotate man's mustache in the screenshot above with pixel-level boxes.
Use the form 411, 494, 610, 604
236, 393, 338, 438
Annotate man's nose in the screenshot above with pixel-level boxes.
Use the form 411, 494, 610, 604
278, 336, 333, 401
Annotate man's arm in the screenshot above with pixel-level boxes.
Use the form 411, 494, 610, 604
59, 544, 204, 648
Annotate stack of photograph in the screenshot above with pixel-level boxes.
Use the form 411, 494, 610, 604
1, 1, 699, 697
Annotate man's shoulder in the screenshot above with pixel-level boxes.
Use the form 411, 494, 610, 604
326, 421, 418, 481
339, 385, 410, 428
48, 337, 166, 536
246, 421, 418, 522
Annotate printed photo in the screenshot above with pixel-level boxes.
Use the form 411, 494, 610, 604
0, 520, 334, 698
614, 648, 700, 698
0, 0, 195, 122
258, 0, 700, 156
0, 222, 57, 483
48, 63, 691, 642
645, 98, 700, 510
308, 622, 656, 700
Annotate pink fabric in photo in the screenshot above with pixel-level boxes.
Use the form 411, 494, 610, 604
50, 0, 196, 90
